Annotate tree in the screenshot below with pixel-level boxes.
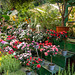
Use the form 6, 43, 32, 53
48, 0, 73, 27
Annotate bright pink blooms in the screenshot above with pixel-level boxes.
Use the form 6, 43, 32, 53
44, 52, 48, 56
40, 48, 43, 52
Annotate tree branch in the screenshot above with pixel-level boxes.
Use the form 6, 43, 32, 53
64, 6, 73, 19
63, 0, 67, 15
57, 2, 62, 15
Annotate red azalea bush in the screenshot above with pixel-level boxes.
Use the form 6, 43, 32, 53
25, 57, 42, 71
46, 29, 67, 41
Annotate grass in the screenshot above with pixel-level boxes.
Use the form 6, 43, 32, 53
3, 70, 26, 75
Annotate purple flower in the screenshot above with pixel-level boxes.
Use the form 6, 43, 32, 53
1, 41, 6, 44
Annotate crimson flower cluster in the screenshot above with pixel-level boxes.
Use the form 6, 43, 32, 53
39, 40, 52, 49
46, 29, 67, 41
25, 57, 42, 70
7, 35, 16, 41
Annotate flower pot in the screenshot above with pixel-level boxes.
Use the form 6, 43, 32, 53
30, 28, 36, 32
62, 51, 67, 56
48, 64, 55, 71
56, 26, 69, 32
26, 70, 31, 75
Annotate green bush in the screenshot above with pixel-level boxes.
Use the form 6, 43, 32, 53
3, 70, 26, 75
0, 54, 21, 73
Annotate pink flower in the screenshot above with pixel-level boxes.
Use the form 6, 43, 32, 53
27, 44, 30, 47
44, 52, 48, 56
40, 48, 43, 52
58, 45, 60, 47
27, 33, 29, 35
47, 50, 50, 53
56, 48, 58, 52
55, 52, 57, 54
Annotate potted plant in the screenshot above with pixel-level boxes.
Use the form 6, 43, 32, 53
25, 57, 42, 75
39, 43, 59, 71
45, 45, 59, 71
57, 31, 68, 56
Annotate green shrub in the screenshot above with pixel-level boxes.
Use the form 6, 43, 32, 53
0, 54, 21, 73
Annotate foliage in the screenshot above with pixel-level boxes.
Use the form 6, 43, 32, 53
47, 0, 73, 26
3, 70, 26, 75
0, 54, 21, 73
35, 4, 61, 30
57, 60, 75, 75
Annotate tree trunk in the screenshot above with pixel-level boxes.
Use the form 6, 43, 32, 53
61, 16, 65, 27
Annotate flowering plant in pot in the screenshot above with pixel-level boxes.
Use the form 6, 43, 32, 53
25, 57, 42, 75
56, 31, 68, 56
39, 43, 59, 71
46, 29, 67, 41
44, 45, 59, 71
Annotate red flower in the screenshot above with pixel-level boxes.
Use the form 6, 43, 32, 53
0, 39, 3, 42
57, 34, 59, 37
26, 63, 30, 66
45, 40, 48, 43
32, 62, 34, 64
30, 57, 32, 60
38, 58, 42, 61
8, 35, 11, 38
28, 61, 30, 63
50, 29, 52, 31
19, 42, 22, 44
47, 37, 49, 39
47, 29, 49, 31
53, 34, 55, 36
50, 34, 53, 36
7, 38, 11, 40
33, 59, 35, 61
36, 60, 39, 63
60, 32, 63, 34
39, 43, 42, 45
65, 35, 67, 38
14, 41, 18, 45
27, 59, 29, 61
36, 64, 41, 68
8, 51, 12, 54
48, 42, 52, 46
58, 36, 60, 38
